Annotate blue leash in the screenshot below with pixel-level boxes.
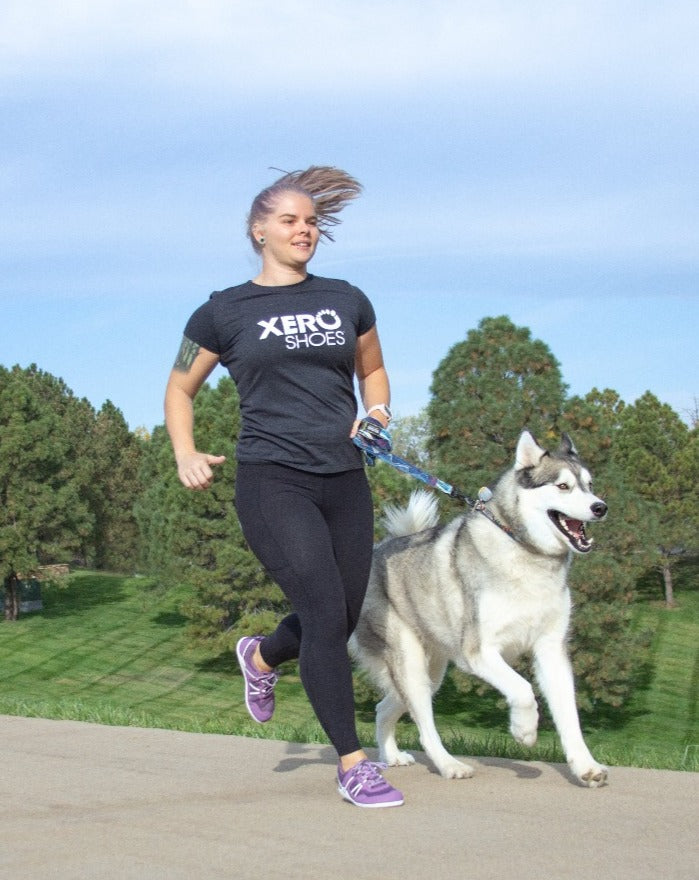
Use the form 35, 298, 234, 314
352, 426, 521, 541
352, 433, 491, 508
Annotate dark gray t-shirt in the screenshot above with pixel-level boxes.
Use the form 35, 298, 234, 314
184, 274, 376, 473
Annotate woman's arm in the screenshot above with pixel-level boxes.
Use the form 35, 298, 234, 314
164, 337, 225, 489
354, 325, 391, 430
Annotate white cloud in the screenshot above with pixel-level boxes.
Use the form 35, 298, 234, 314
2, 1, 698, 99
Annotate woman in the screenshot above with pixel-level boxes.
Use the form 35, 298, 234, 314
164, 166, 403, 808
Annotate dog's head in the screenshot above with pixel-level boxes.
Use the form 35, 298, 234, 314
512, 431, 607, 555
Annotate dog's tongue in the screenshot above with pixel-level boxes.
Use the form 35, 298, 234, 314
565, 518, 584, 536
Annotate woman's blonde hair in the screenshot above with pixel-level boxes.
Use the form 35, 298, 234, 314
246, 165, 362, 253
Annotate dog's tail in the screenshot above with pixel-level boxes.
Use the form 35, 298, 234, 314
382, 490, 440, 537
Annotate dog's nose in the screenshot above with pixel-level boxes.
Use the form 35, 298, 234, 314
591, 501, 608, 519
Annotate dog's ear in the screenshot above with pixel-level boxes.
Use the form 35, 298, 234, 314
559, 433, 579, 457
515, 431, 546, 471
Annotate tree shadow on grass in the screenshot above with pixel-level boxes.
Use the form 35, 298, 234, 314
151, 610, 188, 628
196, 651, 238, 675
39, 574, 127, 619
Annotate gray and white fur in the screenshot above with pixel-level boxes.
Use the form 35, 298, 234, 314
350, 430, 609, 787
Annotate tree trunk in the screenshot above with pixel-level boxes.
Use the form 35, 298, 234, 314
661, 563, 675, 608
3, 572, 20, 621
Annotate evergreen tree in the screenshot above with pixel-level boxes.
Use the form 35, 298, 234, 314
134, 424, 181, 576
559, 388, 653, 708
0, 365, 95, 618
428, 315, 567, 493
561, 388, 625, 473
612, 392, 698, 606
90, 401, 144, 572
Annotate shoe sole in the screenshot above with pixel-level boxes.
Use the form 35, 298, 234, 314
337, 784, 404, 808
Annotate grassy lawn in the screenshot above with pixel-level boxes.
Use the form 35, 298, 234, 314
1, 570, 697, 772
0, 573, 334, 743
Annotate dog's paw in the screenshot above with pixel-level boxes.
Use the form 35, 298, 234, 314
383, 750, 416, 767
509, 702, 539, 747
575, 762, 609, 788
438, 758, 475, 779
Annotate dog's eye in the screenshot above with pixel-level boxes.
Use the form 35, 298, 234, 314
557, 482, 570, 491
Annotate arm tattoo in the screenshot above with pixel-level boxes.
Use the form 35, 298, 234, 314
173, 336, 201, 373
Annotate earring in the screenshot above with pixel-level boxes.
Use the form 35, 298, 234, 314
259, 237, 265, 245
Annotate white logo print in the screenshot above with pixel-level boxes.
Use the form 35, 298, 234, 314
315, 309, 341, 330
257, 309, 345, 350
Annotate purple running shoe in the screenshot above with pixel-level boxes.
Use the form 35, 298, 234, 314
236, 636, 278, 723
337, 760, 404, 808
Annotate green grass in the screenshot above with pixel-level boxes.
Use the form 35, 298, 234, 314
0, 573, 339, 742
1, 570, 697, 772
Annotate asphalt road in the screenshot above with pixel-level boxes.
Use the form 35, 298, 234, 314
2, 715, 696, 880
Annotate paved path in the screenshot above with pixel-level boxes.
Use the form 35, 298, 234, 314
1, 715, 696, 879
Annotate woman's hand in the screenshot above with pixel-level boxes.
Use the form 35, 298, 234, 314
176, 451, 226, 490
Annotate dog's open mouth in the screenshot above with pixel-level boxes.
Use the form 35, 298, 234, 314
548, 511, 593, 553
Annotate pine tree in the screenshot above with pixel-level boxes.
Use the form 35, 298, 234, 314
428, 315, 567, 493
560, 388, 625, 473
90, 401, 144, 572
0, 365, 95, 618
612, 392, 698, 606
556, 388, 653, 709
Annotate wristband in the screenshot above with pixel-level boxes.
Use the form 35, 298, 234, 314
366, 403, 392, 424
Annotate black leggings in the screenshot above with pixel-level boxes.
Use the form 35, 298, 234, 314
234, 462, 374, 757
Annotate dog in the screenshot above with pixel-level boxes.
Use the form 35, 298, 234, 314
350, 430, 609, 787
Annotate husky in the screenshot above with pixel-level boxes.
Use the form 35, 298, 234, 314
350, 430, 609, 787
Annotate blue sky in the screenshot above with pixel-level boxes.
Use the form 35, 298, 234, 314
2, 1, 697, 432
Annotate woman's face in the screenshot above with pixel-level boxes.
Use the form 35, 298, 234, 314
254, 192, 320, 269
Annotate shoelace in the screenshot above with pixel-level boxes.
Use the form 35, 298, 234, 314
249, 669, 278, 697
345, 760, 389, 790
